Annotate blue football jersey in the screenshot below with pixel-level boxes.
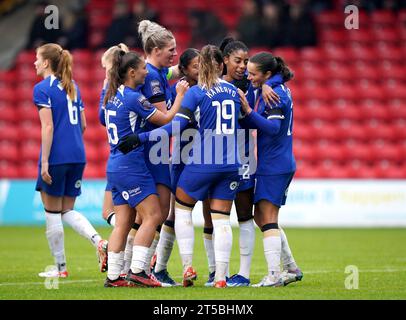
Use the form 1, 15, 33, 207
179, 80, 241, 172
139, 63, 172, 130
104, 85, 157, 173
33, 75, 85, 165
255, 74, 296, 175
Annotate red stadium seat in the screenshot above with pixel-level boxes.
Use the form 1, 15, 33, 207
19, 121, 41, 141
359, 104, 390, 122
347, 29, 373, 44
15, 50, 36, 66
314, 11, 344, 29
344, 142, 373, 162
19, 161, 38, 178
0, 106, 17, 123
333, 104, 363, 122
83, 163, 104, 179
17, 102, 39, 122
314, 142, 346, 162
0, 161, 20, 178
337, 121, 369, 142
0, 123, 19, 142
370, 142, 403, 162
293, 141, 317, 162
83, 126, 107, 143
0, 141, 19, 161
370, 10, 396, 26
310, 120, 339, 141
383, 83, 406, 101
20, 140, 40, 162
350, 162, 380, 178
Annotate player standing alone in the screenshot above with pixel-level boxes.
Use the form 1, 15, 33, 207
33, 43, 107, 278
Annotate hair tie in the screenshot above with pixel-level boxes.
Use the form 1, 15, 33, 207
119, 50, 126, 56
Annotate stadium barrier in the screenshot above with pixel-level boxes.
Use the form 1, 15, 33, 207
0, 179, 405, 227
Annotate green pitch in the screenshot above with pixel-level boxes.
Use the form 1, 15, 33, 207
0, 226, 405, 300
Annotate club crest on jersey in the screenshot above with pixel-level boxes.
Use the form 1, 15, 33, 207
74, 180, 81, 188
122, 191, 129, 200
230, 181, 238, 191
150, 80, 162, 96
138, 95, 153, 111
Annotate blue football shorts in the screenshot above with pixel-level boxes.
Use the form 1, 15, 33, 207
177, 166, 240, 201
35, 163, 85, 197
254, 172, 295, 207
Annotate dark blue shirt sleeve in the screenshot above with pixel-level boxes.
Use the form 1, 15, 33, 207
99, 89, 106, 126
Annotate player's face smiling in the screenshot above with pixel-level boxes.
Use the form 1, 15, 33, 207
247, 62, 269, 88
185, 56, 199, 83
134, 59, 148, 85
225, 50, 248, 80
159, 39, 177, 67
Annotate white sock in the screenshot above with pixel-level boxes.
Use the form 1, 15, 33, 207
131, 245, 149, 274
62, 210, 102, 248
211, 214, 233, 282
238, 219, 255, 279
122, 233, 135, 275
203, 228, 216, 274
107, 251, 124, 281
106, 212, 116, 227
144, 232, 160, 274
155, 222, 176, 273
175, 203, 194, 271
280, 227, 298, 271
45, 212, 66, 271
263, 228, 281, 277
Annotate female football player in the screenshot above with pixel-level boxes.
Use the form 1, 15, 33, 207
118, 45, 242, 288
34, 43, 107, 278
103, 49, 188, 287
136, 20, 182, 276
238, 52, 302, 287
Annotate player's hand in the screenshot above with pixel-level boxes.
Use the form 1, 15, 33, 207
41, 162, 52, 185
238, 89, 252, 115
176, 80, 189, 96
117, 134, 141, 154
262, 84, 280, 106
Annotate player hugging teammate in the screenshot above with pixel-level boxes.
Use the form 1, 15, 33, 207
34, 19, 303, 288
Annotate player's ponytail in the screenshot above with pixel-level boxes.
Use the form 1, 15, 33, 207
138, 20, 174, 54
104, 50, 126, 105
198, 45, 223, 90
250, 52, 293, 82
274, 56, 293, 82
101, 43, 130, 68
104, 51, 143, 105
57, 49, 76, 101
37, 43, 76, 100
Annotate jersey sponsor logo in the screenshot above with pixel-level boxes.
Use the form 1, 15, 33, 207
122, 191, 129, 200
138, 95, 153, 111
230, 181, 238, 191
75, 180, 81, 189
150, 80, 162, 96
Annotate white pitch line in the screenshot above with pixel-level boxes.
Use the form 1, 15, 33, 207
1, 267, 405, 287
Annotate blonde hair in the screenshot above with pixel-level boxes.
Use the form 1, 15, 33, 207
138, 20, 174, 54
198, 45, 223, 90
37, 43, 76, 100
101, 43, 129, 67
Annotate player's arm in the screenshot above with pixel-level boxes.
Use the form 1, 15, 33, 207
238, 89, 282, 136
261, 82, 280, 106
168, 65, 181, 80
117, 88, 195, 154
38, 107, 53, 185
80, 110, 86, 133
147, 80, 189, 126
99, 89, 106, 126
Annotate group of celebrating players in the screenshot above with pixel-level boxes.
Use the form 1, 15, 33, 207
33, 19, 303, 288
